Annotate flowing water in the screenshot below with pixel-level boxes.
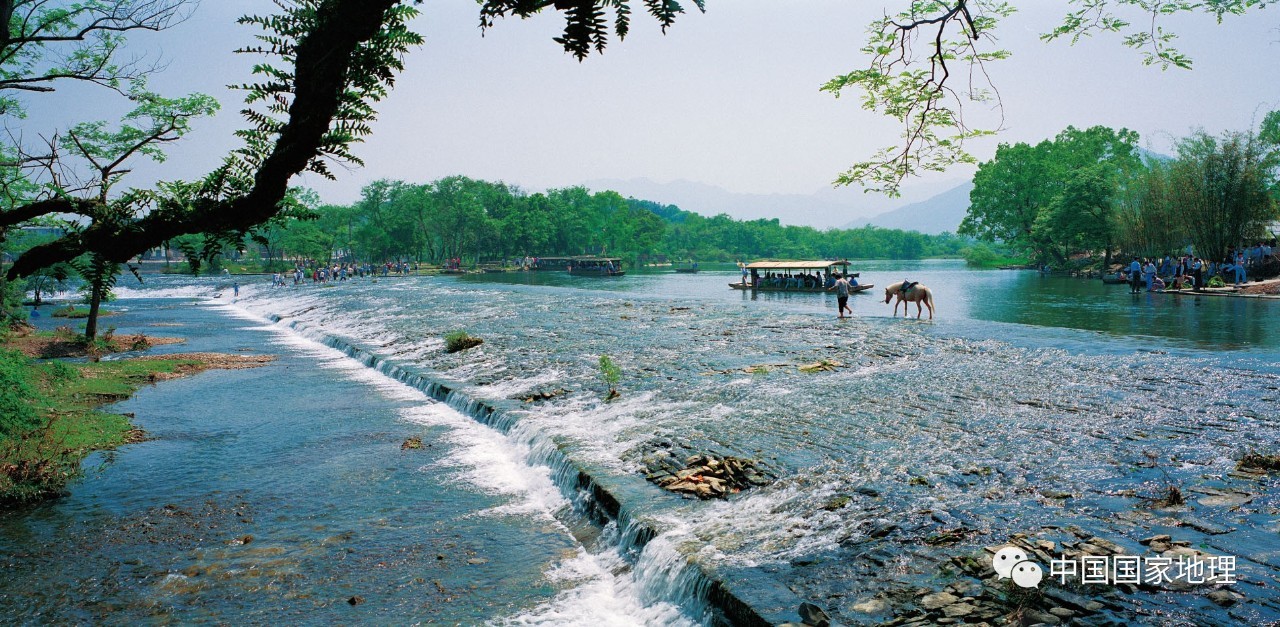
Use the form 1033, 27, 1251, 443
4, 260, 1280, 625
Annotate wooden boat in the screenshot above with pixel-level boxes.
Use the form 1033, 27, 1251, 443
569, 256, 626, 277
523, 256, 573, 271
730, 260, 873, 293
674, 262, 700, 274
1101, 273, 1130, 284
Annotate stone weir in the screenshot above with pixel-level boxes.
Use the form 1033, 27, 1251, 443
265, 314, 806, 626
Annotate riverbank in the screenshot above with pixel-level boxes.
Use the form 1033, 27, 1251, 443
1157, 277, 1280, 299
0, 329, 273, 504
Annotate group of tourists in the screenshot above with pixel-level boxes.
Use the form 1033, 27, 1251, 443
517, 256, 548, 270
743, 269, 858, 290
267, 260, 420, 287
1121, 241, 1276, 293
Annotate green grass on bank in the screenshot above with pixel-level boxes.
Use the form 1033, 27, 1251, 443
0, 346, 201, 504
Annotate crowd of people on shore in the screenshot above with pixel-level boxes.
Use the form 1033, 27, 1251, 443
1120, 241, 1276, 293
268, 260, 419, 287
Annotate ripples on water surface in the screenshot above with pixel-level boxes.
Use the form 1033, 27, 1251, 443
8, 260, 1280, 624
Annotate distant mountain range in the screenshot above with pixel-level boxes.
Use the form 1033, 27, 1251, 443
851, 181, 973, 235
580, 178, 899, 229
579, 177, 973, 234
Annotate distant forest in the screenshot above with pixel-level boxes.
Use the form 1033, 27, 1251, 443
233, 177, 978, 267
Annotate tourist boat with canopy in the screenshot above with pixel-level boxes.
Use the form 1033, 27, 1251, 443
730, 260, 873, 293
521, 256, 573, 271
569, 256, 626, 277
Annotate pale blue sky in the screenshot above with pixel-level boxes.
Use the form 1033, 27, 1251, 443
19, 1, 1280, 226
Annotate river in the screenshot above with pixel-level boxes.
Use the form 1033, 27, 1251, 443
2, 259, 1278, 625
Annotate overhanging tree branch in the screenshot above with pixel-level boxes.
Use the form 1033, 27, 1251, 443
6, 0, 413, 279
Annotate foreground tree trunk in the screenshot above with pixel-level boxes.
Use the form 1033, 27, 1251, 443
84, 283, 104, 342
80, 254, 115, 343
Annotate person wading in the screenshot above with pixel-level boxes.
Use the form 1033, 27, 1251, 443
1128, 256, 1142, 294
828, 272, 854, 319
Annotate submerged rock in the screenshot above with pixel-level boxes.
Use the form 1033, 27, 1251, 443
1180, 516, 1233, 535
1207, 589, 1241, 607
821, 495, 852, 511
919, 591, 958, 610
849, 597, 889, 614
1196, 491, 1254, 507
797, 601, 831, 627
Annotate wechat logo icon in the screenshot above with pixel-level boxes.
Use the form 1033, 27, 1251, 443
992, 546, 1044, 589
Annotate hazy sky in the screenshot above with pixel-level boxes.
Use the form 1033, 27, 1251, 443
19, 1, 1280, 225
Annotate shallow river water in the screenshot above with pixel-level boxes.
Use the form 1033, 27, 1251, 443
3, 260, 1279, 625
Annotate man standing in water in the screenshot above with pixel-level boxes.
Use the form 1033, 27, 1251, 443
828, 273, 854, 319
1128, 257, 1142, 294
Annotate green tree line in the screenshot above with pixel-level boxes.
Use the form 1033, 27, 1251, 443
961, 118, 1280, 268
256, 176, 972, 267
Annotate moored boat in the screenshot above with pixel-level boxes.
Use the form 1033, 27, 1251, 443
569, 256, 626, 277
730, 260, 872, 293
522, 256, 573, 271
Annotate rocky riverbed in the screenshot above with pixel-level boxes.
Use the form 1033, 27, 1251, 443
84, 267, 1280, 625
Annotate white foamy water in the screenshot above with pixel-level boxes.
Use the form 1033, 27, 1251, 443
205, 298, 704, 625
218, 281, 862, 578
114, 283, 225, 300
516, 392, 697, 471
497, 543, 697, 627
400, 403, 568, 519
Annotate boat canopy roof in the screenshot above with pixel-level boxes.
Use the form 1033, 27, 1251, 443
745, 260, 849, 270
573, 256, 622, 262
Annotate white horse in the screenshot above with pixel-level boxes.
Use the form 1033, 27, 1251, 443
884, 281, 935, 320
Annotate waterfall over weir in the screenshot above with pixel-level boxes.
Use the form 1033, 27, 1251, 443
86, 267, 1280, 626
259, 311, 788, 626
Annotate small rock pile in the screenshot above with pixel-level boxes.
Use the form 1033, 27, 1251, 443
513, 388, 569, 403
1237, 451, 1280, 472
645, 453, 772, 499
